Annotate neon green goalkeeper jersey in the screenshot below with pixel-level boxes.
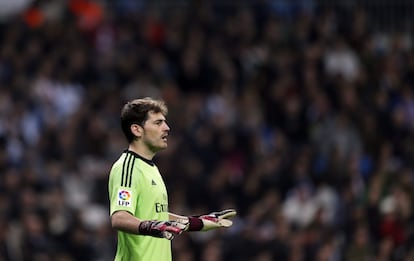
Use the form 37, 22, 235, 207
108, 150, 171, 261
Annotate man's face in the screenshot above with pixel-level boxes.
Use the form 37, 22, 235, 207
141, 111, 170, 153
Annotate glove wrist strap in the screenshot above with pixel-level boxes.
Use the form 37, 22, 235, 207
138, 220, 152, 235
188, 217, 203, 231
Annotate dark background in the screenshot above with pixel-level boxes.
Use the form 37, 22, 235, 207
1, 0, 414, 260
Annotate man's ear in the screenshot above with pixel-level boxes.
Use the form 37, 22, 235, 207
131, 124, 143, 138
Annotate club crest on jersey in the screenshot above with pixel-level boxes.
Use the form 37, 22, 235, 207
118, 189, 132, 206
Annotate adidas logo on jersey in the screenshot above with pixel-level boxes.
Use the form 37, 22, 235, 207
152, 180, 157, 185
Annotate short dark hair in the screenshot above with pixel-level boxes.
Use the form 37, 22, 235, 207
120, 97, 168, 143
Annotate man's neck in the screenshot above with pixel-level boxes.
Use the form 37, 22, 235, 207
128, 143, 155, 161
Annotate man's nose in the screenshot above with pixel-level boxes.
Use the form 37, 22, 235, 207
164, 123, 170, 131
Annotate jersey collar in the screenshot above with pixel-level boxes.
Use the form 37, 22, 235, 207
124, 149, 155, 166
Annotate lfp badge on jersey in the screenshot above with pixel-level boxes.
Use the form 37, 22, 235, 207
118, 189, 132, 206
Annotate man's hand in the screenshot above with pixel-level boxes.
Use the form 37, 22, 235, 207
188, 209, 237, 231
138, 220, 188, 240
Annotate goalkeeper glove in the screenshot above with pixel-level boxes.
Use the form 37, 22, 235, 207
187, 209, 237, 231
139, 220, 188, 240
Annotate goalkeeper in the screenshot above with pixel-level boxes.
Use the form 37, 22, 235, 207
108, 97, 236, 261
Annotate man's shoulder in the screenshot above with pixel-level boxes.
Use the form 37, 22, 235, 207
110, 151, 151, 176
110, 153, 126, 169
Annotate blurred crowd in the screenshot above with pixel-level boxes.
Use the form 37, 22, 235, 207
1, 0, 414, 260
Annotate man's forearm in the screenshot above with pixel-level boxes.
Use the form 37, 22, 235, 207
111, 210, 142, 234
